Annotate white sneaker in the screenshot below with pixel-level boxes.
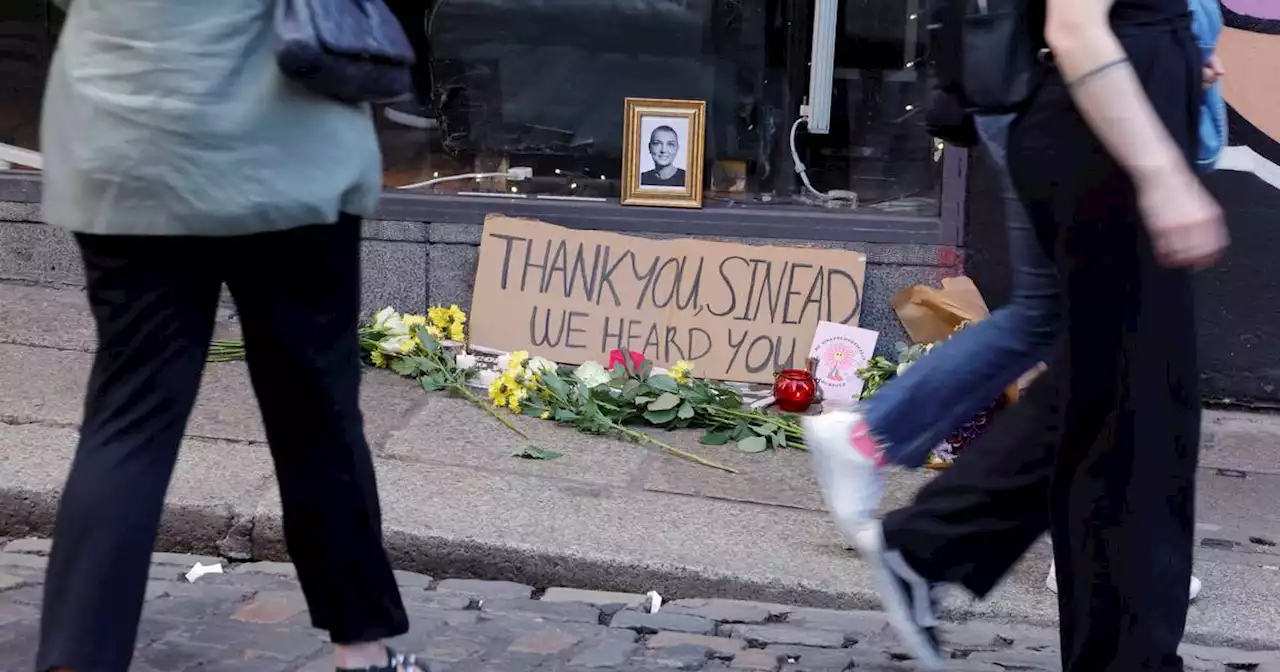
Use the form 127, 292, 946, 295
802, 411, 885, 546
855, 522, 948, 670
1046, 559, 1203, 601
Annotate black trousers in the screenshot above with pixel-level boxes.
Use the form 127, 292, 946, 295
884, 51, 1201, 672
37, 215, 409, 672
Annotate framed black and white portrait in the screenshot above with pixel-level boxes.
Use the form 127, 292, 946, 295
621, 98, 705, 208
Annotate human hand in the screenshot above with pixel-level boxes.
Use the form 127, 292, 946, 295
1137, 170, 1229, 269
1203, 54, 1226, 90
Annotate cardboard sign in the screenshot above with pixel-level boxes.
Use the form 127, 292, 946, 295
808, 321, 879, 404
470, 215, 867, 384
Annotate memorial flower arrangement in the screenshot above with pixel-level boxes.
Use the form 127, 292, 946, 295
208, 305, 805, 472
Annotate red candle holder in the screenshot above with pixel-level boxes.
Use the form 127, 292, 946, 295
773, 368, 819, 413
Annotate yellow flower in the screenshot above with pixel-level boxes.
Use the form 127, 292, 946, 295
668, 360, 694, 384
506, 385, 527, 413
449, 323, 466, 342
399, 337, 417, 354
370, 351, 387, 368
427, 325, 444, 340
449, 305, 467, 324
403, 314, 428, 328
507, 350, 530, 372
428, 307, 451, 330
540, 411, 551, 420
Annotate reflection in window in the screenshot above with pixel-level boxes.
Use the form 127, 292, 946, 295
382, 0, 941, 215
0, 2, 60, 170
1, 1, 942, 214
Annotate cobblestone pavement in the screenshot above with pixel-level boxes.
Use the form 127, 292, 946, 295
1, 541, 1277, 671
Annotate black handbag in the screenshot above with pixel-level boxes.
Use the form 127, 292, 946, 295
957, 0, 1049, 112
275, 0, 417, 104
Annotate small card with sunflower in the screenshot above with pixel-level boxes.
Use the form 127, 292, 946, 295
809, 321, 879, 406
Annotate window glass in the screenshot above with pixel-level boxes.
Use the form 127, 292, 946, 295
2, 1, 942, 215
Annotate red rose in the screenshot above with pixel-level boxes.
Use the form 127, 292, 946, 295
607, 349, 645, 372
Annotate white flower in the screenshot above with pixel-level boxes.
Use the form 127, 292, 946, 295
455, 353, 478, 371
371, 307, 400, 331
896, 362, 912, 377
496, 354, 511, 371
574, 361, 612, 389
528, 356, 557, 375
378, 335, 412, 355
475, 369, 500, 388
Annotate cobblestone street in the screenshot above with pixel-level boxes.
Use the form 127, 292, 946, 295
2, 540, 1278, 671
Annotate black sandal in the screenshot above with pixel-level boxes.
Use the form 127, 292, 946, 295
337, 647, 427, 672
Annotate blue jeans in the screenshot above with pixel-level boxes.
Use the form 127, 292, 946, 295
860, 115, 1060, 467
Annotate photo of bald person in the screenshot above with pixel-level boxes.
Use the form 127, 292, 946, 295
639, 117, 689, 188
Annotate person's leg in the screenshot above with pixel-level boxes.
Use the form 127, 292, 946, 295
861, 113, 1059, 466
223, 214, 411, 669
1043, 170, 1198, 672
804, 113, 1060, 540
37, 235, 222, 672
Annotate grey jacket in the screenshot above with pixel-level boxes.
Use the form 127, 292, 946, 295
41, 0, 383, 236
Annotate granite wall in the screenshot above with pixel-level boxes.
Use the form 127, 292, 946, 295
0, 200, 964, 357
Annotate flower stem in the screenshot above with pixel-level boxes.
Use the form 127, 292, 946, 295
454, 385, 530, 439
615, 424, 737, 473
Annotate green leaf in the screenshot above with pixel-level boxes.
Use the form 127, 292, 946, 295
773, 431, 789, 449
634, 396, 654, 406
554, 409, 580, 422
750, 423, 774, 435
647, 375, 679, 393
700, 430, 732, 446
512, 446, 563, 461
643, 408, 679, 425
731, 421, 752, 440
542, 372, 570, 398
736, 436, 769, 454
390, 358, 419, 377
677, 402, 696, 420
647, 392, 682, 412
421, 378, 445, 392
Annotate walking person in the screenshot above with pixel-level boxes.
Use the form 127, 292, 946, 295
806, 0, 1228, 669
35, 1, 423, 670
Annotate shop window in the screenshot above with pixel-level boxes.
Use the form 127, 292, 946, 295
1, 1, 942, 217
384, 0, 941, 215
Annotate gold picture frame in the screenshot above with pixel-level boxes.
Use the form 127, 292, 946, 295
621, 98, 706, 209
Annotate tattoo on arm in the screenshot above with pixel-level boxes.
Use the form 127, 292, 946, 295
1066, 56, 1132, 89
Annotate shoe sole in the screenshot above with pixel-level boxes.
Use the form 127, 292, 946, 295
855, 526, 948, 670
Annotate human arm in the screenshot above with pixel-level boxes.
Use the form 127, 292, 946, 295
1045, 0, 1228, 268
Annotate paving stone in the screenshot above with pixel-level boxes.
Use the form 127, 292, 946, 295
152, 551, 224, 567
543, 586, 648, 608
724, 624, 849, 649
481, 597, 602, 624
612, 610, 716, 635
570, 639, 642, 668
402, 590, 475, 611
968, 650, 1062, 671
508, 629, 582, 655
0, 572, 24, 591
0, 553, 47, 570
783, 608, 888, 639
643, 643, 715, 670
665, 599, 785, 625
435, 578, 534, 600
1179, 643, 1280, 668
235, 561, 298, 577
394, 570, 434, 589
1, 538, 50, 555
231, 590, 309, 624
935, 623, 1016, 652
419, 634, 487, 662
730, 649, 782, 670
648, 632, 747, 657
768, 644, 859, 671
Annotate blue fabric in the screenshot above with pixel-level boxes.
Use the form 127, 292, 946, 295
860, 114, 1060, 468
1190, 0, 1226, 172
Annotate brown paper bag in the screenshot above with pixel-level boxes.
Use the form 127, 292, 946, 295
892, 276, 1028, 404
891, 276, 991, 346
